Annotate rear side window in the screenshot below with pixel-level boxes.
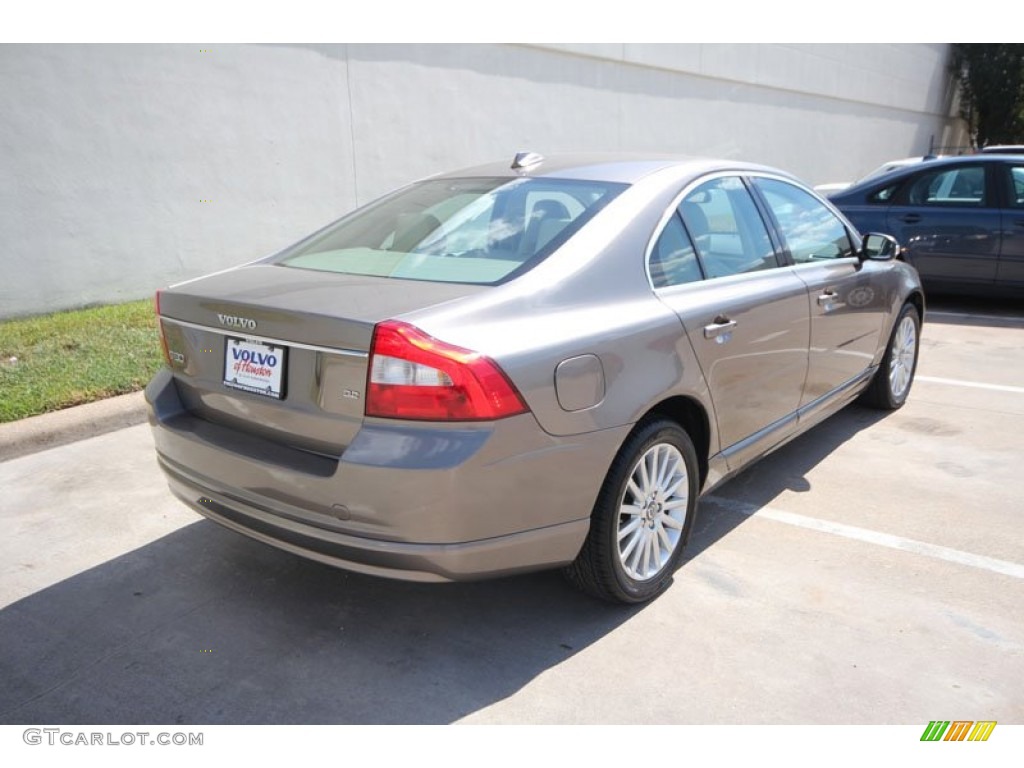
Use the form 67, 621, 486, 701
752, 177, 854, 262
869, 184, 900, 203
679, 176, 779, 279
906, 166, 987, 207
275, 177, 626, 285
649, 214, 703, 288
1008, 166, 1024, 208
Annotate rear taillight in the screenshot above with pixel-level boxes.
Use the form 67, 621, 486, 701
366, 320, 528, 421
155, 290, 171, 366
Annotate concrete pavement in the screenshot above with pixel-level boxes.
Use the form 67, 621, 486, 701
0, 298, 1022, 724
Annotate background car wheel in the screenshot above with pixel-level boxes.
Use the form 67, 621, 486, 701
861, 303, 920, 410
565, 418, 699, 604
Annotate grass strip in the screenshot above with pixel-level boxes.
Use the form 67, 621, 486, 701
0, 300, 163, 423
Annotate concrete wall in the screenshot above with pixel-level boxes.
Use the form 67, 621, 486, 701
0, 43, 965, 318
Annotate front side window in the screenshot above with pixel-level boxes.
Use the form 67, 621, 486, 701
679, 176, 779, 279
906, 166, 987, 207
275, 177, 626, 284
753, 177, 854, 262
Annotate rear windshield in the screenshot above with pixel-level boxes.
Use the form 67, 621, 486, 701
274, 177, 627, 284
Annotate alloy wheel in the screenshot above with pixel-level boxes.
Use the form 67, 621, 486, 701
889, 314, 917, 399
617, 443, 689, 581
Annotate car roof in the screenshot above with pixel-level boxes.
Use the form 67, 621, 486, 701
836, 153, 1016, 197
431, 153, 797, 185
979, 145, 1024, 154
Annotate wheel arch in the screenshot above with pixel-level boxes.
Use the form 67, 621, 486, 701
640, 395, 711, 490
905, 289, 925, 323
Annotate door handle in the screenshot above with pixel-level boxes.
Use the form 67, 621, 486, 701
899, 214, 921, 224
703, 317, 737, 339
817, 290, 839, 306
1015, 220, 1024, 228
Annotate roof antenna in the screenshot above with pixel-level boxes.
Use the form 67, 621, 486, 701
511, 151, 544, 173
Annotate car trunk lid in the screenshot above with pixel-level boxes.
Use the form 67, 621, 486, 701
157, 264, 487, 456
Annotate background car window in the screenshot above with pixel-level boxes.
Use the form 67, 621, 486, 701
1009, 167, 1024, 208
679, 176, 779, 279
907, 166, 986, 206
869, 184, 899, 203
753, 178, 854, 262
649, 214, 703, 288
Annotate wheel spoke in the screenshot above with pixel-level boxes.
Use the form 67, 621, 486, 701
663, 456, 679, 493
655, 521, 673, 555
660, 513, 684, 530
904, 322, 915, 348
626, 478, 644, 502
662, 497, 689, 511
629, 531, 646, 573
637, 456, 650, 496
666, 450, 682, 488
646, 449, 659, 490
618, 517, 643, 541
651, 531, 663, 570
641, 530, 652, 576
620, 503, 643, 519
662, 473, 687, 500
621, 525, 644, 560
654, 446, 672, 488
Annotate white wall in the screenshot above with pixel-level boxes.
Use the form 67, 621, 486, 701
0, 43, 965, 318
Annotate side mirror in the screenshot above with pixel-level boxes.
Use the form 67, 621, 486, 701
860, 232, 901, 261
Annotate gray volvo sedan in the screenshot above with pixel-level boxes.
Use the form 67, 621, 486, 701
147, 153, 923, 603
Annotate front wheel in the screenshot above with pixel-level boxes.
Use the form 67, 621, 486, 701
565, 418, 699, 604
862, 302, 920, 410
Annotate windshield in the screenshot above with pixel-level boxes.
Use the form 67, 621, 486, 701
275, 177, 627, 285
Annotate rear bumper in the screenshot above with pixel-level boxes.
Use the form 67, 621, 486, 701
146, 369, 627, 581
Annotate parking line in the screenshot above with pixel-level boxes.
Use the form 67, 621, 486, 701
705, 496, 1024, 580
916, 376, 1024, 394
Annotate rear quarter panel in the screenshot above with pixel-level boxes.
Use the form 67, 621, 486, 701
401, 172, 719, 444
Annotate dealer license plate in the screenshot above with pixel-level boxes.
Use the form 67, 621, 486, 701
223, 337, 287, 399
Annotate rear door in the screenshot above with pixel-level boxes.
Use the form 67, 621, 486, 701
750, 176, 885, 406
997, 161, 1024, 289
886, 162, 1000, 286
650, 175, 810, 468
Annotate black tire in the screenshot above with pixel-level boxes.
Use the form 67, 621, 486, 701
565, 418, 699, 604
861, 302, 920, 410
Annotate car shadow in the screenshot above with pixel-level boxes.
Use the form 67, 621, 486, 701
0, 405, 899, 726
0, 521, 645, 725
924, 295, 1023, 328
684, 405, 891, 560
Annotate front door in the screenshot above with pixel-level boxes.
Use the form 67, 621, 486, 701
887, 163, 1000, 287
750, 176, 885, 405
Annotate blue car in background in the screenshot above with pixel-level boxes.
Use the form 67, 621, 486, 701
830, 155, 1024, 296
